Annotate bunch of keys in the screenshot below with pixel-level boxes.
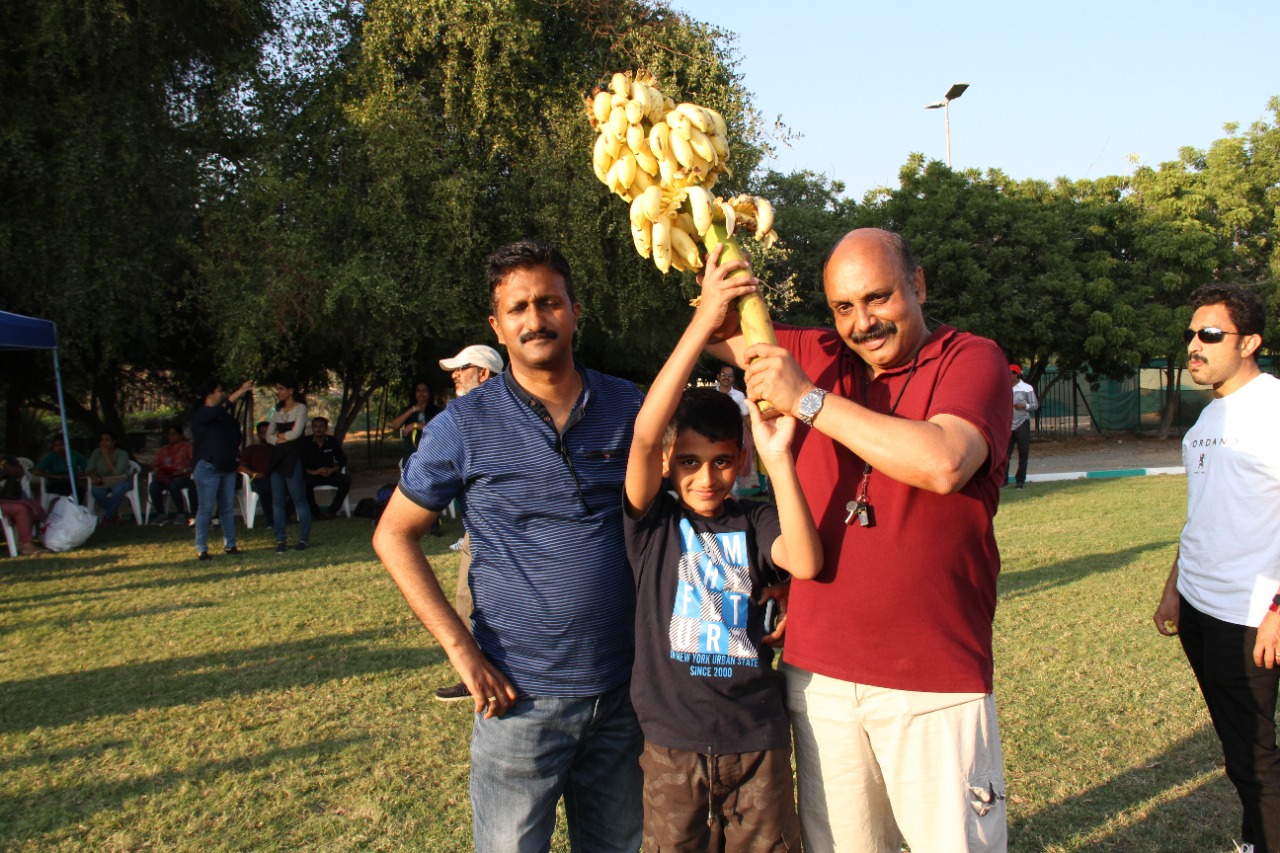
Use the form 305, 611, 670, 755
845, 500, 875, 528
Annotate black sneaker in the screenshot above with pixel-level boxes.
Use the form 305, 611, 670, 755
275, 541, 288, 554
224, 546, 241, 555
434, 682, 471, 702
294, 541, 309, 552
197, 551, 212, 562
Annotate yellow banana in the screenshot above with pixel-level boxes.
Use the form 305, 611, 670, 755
648, 121, 671, 161
717, 198, 736, 237
709, 132, 729, 161
629, 164, 654, 193
610, 72, 630, 97
675, 103, 713, 134
675, 210, 697, 237
616, 153, 638, 194
634, 147, 659, 176
707, 109, 728, 140
625, 100, 645, 126
666, 110, 691, 139
605, 158, 624, 195
670, 224, 702, 270
592, 134, 614, 183
670, 131, 696, 169
592, 91, 612, 126
631, 220, 652, 258
753, 197, 774, 239
608, 106, 628, 142
630, 195, 648, 230
685, 186, 713, 236
658, 157, 675, 185
602, 129, 623, 159
626, 122, 646, 155
641, 185, 664, 223
652, 218, 673, 273
630, 83, 651, 117
688, 128, 716, 164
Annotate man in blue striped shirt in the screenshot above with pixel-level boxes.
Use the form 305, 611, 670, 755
374, 239, 644, 852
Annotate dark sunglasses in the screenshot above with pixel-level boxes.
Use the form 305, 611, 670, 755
1183, 327, 1244, 345
452, 364, 474, 371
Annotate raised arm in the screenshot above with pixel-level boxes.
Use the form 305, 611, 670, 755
625, 245, 759, 518
743, 342, 995, 495
388, 404, 418, 432
748, 405, 822, 580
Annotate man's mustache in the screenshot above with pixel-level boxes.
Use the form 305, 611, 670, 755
848, 321, 897, 344
520, 330, 559, 344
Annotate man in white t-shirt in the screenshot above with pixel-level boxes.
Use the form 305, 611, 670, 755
716, 364, 758, 494
1155, 283, 1280, 853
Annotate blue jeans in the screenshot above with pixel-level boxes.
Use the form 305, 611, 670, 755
271, 465, 312, 544
91, 481, 133, 520
470, 681, 643, 853
193, 460, 237, 553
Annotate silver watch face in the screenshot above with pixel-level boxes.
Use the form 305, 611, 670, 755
800, 389, 825, 422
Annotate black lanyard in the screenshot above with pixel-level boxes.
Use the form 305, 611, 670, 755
848, 353, 920, 527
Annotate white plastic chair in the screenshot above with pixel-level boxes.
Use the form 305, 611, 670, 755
238, 471, 264, 529
312, 466, 353, 518
143, 471, 191, 524
15, 457, 35, 499
85, 460, 144, 525
1, 511, 17, 557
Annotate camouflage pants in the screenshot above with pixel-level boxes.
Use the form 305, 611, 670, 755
640, 740, 800, 852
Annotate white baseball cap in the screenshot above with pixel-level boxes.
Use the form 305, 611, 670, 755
440, 345, 504, 375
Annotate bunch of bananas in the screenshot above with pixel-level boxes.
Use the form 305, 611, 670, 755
586, 71, 778, 274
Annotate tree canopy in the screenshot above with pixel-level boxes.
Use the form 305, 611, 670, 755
1, 0, 1277, 447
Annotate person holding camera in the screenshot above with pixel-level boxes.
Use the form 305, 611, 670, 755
191, 380, 252, 560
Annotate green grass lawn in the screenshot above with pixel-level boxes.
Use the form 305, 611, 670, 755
0, 477, 1243, 851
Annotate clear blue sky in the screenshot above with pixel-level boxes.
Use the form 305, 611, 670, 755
672, 0, 1280, 199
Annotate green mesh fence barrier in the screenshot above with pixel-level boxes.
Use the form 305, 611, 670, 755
1031, 359, 1279, 437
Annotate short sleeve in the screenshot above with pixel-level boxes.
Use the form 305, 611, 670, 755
399, 408, 466, 512
743, 500, 785, 587
926, 337, 1012, 468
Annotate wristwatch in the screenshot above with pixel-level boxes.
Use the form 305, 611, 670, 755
796, 388, 828, 426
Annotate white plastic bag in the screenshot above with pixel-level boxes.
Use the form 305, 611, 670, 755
42, 496, 97, 552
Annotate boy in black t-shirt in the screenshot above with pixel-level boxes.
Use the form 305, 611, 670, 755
623, 246, 823, 851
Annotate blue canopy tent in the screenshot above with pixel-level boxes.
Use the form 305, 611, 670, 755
0, 310, 79, 502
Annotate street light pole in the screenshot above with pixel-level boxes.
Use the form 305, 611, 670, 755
925, 82, 969, 167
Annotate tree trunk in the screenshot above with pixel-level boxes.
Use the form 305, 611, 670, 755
334, 374, 376, 443
1157, 361, 1179, 440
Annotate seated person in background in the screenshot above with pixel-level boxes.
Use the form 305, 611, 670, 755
85, 431, 134, 523
2, 455, 49, 555
148, 422, 194, 525
34, 434, 86, 498
238, 421, 282, 528
302, 416, 350, 518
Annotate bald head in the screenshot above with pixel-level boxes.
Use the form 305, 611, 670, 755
822, 228, 929, 376
824, 229, 918, 287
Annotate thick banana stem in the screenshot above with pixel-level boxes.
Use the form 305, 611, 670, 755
703, 223, 778, 414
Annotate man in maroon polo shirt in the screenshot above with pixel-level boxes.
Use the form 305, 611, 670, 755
707, 228, 1012, 852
